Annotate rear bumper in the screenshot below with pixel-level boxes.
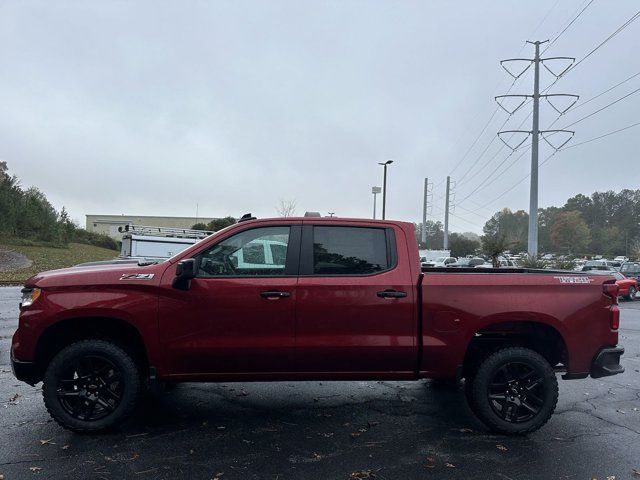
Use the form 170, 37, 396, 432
10, 347, 40, 386
590, 346, 624, 379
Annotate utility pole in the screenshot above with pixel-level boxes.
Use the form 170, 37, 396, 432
421, 178, 432, 246
496, 41, 578, 257
444, 176, 450, 250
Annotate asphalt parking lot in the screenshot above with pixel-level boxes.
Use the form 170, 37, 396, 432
1, 286, 639, 480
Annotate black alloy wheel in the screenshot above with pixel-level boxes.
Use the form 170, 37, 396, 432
487, 362, 544, 423
467, 347, 558, 435
43, 339, 141, 433
56, 355, 123, 421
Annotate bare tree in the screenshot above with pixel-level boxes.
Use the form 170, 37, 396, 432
277, 199, 297, 217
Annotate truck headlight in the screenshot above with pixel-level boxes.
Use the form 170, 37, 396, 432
20, 287, 41, 308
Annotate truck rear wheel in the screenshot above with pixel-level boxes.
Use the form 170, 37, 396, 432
42, 339, 141, 433
467, 347, 558, 435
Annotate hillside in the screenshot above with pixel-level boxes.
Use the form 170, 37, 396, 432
0, 242, 118, 283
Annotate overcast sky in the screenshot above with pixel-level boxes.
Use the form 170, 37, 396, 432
1, 1, 638, 233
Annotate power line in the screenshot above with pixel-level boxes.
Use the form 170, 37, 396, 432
539, 72, 640, 132
544, 0, 595, 52
466, 120, 640, 212
543, 9, 640, 92
572, 10, 640, 71
457, 111, 532, 188
456, 114, 513, 185
562, 120, 640, 149
560, 86, 640, 129
571, 70, 640, 111
444, 2, 566, 184
529, 0, 562, 43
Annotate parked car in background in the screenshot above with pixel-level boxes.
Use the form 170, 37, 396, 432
621, 261, 640, 283
606, 260, 622, 270
419, 250, 452, 268
423, 256, 457, 268
476, 256, 517, 268
582, 260, 610, 272
448, 257, 487, 268
591, 270, 637, 301
614, 256, 629, 263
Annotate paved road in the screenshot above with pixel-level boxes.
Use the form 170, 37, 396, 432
1, 286, 639, 479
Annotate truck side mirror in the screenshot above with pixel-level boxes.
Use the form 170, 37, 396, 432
173, 258, 196, 290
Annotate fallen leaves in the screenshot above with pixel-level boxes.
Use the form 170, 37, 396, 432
350, 421, 380, 438
445, 462, 456, 468
39, 438, 55, 446
633, 469, 640, 477
496, 444, 508, 452
4, 393, 20, 407
350, 470, 376, 479
212, 473, 224, 479
29, 467, 42, 473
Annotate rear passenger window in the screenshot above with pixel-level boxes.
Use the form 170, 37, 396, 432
312, 226, 391, 275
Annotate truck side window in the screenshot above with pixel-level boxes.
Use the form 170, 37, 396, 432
312, 226, 390, 275
198, 227, 290, 277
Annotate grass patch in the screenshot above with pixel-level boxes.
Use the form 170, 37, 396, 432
0, 242, 118, 283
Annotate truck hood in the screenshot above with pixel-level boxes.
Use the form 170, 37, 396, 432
25, 261, 166, 289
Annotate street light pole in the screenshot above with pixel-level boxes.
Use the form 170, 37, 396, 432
378, 160, 393, 220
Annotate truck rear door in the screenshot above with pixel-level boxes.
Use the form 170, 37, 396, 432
294, 222, 416, 374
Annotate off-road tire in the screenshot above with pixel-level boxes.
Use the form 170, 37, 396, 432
467, 347, 558, 435
43, 339, 141, 433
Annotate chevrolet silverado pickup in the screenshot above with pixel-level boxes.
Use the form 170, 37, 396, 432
12, 216, 624, 434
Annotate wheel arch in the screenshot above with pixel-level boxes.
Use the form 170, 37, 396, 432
34, 316, 150, 381
462, 318, 569, 378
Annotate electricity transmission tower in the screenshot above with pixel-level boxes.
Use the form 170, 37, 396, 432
421, 178, 433, 246
496, 40, 578, 257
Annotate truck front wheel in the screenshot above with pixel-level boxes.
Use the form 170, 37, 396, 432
467, 347, 558, 435
42, 339, 141, 433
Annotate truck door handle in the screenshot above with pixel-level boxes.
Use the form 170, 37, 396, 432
377, 290, 407, 298
260, 291, 291, 299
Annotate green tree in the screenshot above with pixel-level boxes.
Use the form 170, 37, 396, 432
481, 235, 515, 267
415, 220, 444, 249
550, 211, 590, 255
483, 208, 528, 253
208, 216, 237, 232
449, 232, 480, 258
191, 222, 209, 231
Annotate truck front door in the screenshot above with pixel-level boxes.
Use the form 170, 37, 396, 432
295, 223, 416, 374
158, 223, 300, 376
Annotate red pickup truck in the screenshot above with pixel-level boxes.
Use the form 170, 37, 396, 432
12, 216, 624, 434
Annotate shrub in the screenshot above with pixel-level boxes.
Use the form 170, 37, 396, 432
520, 255, 548, 269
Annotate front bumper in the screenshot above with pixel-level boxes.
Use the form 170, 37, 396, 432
10, 347, 40, 386
591, 346, 624, 378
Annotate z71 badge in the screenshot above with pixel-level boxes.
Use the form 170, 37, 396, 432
120, 273, 155, 280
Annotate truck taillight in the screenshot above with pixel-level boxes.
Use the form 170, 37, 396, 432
603, 283, 619, 304
610, 305, 620, 330
603, 282, 620, 330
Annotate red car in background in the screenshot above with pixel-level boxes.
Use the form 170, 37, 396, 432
612, 271, 638, 300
